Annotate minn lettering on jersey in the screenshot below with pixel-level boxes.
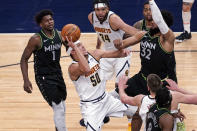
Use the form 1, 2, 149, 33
44, 43, 61, 52
85, 64, 100, 77
141, 41, 156, 50
94, 27, 111, 33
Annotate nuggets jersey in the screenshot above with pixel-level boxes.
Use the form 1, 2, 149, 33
140, 96, 155, 122
92, 11, 125, 51
139, 95, 156, 130
72, 54, 106, 101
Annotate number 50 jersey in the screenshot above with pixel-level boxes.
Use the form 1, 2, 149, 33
72, 54, 106, 101
92, 11, 124, 51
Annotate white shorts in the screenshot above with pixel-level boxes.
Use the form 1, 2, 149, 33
80, 93, 128, 131
100, 54, 131, 83
183, 0, 194, 3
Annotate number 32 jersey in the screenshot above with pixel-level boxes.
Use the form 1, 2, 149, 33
140, 33, 176, 80
72, 54, 106, 101
92, 11, 124, 51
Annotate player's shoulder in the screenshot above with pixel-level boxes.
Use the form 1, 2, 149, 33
29, 34, 41, 44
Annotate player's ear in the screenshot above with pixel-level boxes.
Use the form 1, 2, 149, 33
147, 85, 150, 91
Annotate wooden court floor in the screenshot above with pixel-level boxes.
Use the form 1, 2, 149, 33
0, 33, 197, 131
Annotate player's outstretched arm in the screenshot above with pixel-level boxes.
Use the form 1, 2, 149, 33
118, 75, 144, 106
166, 79, 195, 95
20, 35, 40, 93
114, 31, 146, 50
109, 14, 138, 36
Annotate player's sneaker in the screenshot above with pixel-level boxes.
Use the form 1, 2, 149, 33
175, 31, 191, 43
79, 117, 110, 127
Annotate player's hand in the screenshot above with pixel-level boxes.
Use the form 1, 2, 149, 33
24, 80, 33, 93
66, 36, 76, 49
120, 49, 131, 57
172, 109, 186, 122
114, 39, 123, 49
118, 75, 129, 90
166, 79, 178, 91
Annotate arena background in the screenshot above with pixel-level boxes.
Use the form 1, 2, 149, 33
0, 0, 197, 33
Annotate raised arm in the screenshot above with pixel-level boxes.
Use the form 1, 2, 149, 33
149, 0, 175, 52
68, 40, 91, 81
20, 35, 40, 93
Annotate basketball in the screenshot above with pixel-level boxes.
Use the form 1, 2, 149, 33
61, 24, 81, 42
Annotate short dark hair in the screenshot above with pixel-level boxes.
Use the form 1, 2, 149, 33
143, 0, 149, 6
155, 87, 172, 108
161, 10, 174, 27
147, 74, 162, 93
93, 0, 110, 8
34, 9, 53, 25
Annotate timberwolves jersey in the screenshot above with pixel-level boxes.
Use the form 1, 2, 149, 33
146, 104, 172, 131
139, 95, 156, 127
140, 32, 176, 80
34, 29, 62, 75
141, 19, 150, 31
72, 54, 106, 101
92, 11, 125, 51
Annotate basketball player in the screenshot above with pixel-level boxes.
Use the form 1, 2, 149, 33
20, 9, 67, 131
146, 87, 174, 131
87, 0, 138, 128
113, 0, 177, 130
66, 37, 130, 131
123, 1, 152, 39
133, 1, 152, 31
88, 0, 138, 87
175, 0, 195, 42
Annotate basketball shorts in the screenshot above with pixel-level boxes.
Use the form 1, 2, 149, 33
183, 0, 194, 3
80, 93, 128, 131
100, 54, 131, 83
35, 74, 67, 106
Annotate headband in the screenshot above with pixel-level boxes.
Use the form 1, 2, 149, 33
94, 3, 107, 8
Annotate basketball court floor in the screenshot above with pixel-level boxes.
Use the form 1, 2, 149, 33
0, 33, 197, 131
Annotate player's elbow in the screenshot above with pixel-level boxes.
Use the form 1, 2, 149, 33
120, 96, 129, 104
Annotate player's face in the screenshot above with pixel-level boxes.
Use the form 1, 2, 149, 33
143, 4, 152, 21
40, 15, 54, 31
95, 7, 109, 22
77, 43, 88, 56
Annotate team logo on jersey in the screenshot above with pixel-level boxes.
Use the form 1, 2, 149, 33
44, 43, 61, 52
85, 64, 100, 77
94, 27, 111, 33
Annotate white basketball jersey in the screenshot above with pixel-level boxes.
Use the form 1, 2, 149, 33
139, 95, 155, 129
72, 54, 106, 101
93, 11, 124, 51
